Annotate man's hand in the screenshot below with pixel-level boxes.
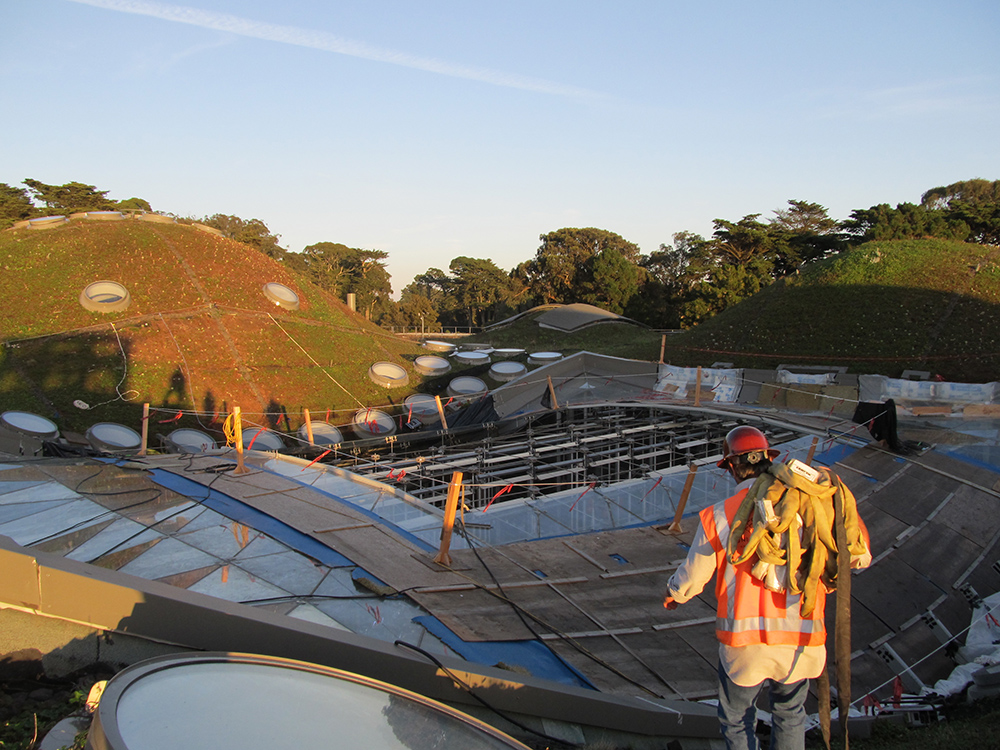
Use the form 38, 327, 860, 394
663, 596, 678, 610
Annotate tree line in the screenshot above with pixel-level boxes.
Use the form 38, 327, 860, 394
3, 177, 997, 330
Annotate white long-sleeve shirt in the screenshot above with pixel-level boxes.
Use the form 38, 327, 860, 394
666, 478, 827, 686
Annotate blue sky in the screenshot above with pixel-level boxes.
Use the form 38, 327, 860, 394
2, 0, 998, 296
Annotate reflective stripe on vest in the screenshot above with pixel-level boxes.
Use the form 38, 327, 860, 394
700, 487, 827, 648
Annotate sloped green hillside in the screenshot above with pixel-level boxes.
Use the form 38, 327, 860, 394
661, 239, 1000, 382
0, 218, 425, 436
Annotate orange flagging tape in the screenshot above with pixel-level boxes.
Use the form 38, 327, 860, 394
303, 450, 332, 469
569, 482, 596, 512
246, 429, 264, 450
483, 484, 513, 512
641, 476, 662, 502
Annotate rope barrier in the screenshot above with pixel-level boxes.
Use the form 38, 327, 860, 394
668, 344, 1000, 363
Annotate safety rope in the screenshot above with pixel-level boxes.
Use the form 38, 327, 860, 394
266, 313, 366, 408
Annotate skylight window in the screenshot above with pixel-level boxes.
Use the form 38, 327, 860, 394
262, 282, 300, 310
79, 281, 131, 313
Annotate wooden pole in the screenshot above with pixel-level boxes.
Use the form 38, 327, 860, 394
659, 334, 666, 364
547, 376, 560, 410
806, 436, 819, 465
694, 366, 702, 407
667, 463, 699, 532
303, 408, 315, 445
434, 395, 450, 431
433, 471, 463, 566
139, 403, 149, 456
232, 406, 249, 474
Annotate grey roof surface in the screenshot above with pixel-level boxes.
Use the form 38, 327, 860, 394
2, 407, 998, 715
535, 304, 642, 332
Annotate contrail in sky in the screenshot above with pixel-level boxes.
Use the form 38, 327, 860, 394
65, 0, 600, 99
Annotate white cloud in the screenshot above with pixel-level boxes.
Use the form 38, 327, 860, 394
65, 0, 602, 99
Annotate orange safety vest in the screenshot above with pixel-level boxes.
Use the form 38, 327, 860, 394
699, 488, 828, 648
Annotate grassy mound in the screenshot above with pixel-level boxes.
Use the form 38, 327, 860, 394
661, 239, 1000, 382
0, 219, 425, 437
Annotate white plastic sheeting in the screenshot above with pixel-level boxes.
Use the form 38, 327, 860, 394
777, 369, 836, 385
923, 592, 1000, 697
859, 375, 999, 404
655, 364, 742, 403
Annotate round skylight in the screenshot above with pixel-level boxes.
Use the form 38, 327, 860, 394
79, 281, 131, 313
262, 282, 300, 310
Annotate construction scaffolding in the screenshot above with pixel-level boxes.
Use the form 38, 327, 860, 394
339, 404, 800, 511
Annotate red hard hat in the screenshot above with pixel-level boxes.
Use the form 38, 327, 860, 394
717, 425, 779, 468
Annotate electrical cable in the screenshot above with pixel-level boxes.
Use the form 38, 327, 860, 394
393, 639, 584, 749
79, 454, 253, 563
431, 519, 674, 701
23, 463, 165, 547
70, 321, 140, 411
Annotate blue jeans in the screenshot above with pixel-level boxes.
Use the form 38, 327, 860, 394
716, 662, 809, 750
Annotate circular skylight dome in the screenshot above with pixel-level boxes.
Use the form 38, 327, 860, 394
88, 652, 530, 750
262, 282, 300, 310
86, 422, 142, 452
447, 376, 488, 398
413, 355, 451, 376
368, 362, 409, 388
79, 281, 131, 313
1, 411, 59, 439
489, 361, 527, 382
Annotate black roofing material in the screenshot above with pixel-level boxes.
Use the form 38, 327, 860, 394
852, 399, 925, 455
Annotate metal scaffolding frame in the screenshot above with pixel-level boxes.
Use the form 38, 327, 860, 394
334, 404, 798, 510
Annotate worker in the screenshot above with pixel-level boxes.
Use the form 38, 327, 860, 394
663, 425, 870, 750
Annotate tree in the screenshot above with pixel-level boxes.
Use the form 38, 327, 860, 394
707, 215, 782, 269
948, 201, 1000, 246
286, 242, 393, 318
680, 257, 773, 326
344, 248, 393, 320
286, 242, 354, 295
921, 179, 1000, 246
116, 197, 152, 212
402, 268, 458, 327
769, 200, 844, 264
581, 247, 643, 314
23, 179, 115, 213
202, 214, 285, 259
523, 227, 641, 304
921, 179, 1000, 210
0, 183, 33, 228
407, 268, 451, 306
447, 256, 512, 327
841, 203, 969, 243
397, 291, 439, 331
663, 216, 785, 327
629, 232, 707, 328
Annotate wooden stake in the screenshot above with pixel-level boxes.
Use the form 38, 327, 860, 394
303, 408, 315, 445
434, 395, 449, 430
232, 406, 249, 474
659, 334, 666, 364
433, 471, 463, 566
547, 376, 560, 410
806, 436, 819, 465
139, 403, 149, 456
694, 366, 702, 407
667, 463, 699, 532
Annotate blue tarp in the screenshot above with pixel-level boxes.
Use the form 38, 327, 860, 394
145, 467, 355, 568
935, 444, 1000, 475
413, 614, 595, 690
